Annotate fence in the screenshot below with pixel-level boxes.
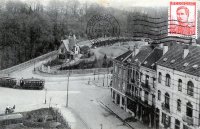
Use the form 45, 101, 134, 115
38, 66, 113, 76
0, 51, 58, 75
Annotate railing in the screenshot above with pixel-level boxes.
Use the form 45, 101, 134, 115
0, 51, 58, 75
125, 91, 138, 101
183, 115, 193, 125
141, 82, 150, 91
161, 103, 170, 113
125, 91, 132, 96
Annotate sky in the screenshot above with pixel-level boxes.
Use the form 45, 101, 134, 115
18, 0, 200, 10
0, 0, 195, 11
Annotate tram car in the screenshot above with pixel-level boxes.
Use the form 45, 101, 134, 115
20, 78, 45, 90
0, 77, 17, 88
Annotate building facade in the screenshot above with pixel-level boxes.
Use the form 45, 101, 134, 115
112, 50, 133, 110
156, 44, 200, 129
111, 42, 200, 129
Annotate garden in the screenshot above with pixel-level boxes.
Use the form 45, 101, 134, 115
0, 108, 70, 129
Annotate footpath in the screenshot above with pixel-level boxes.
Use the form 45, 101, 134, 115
97, 92, 152, 129
92, 80, 152, 129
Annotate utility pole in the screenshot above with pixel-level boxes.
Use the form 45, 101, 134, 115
44, 88, 47, 104
107, 67, 109, 86
66, 70, 70, 107
34, 61, 36, 71
94, 70, 95, 80
103, 74, 105, 86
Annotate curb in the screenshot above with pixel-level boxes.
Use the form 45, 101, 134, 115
91, 81, 110, 89
98, 101, 135, 129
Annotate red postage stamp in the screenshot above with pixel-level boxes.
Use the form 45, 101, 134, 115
169, 1, 197, 38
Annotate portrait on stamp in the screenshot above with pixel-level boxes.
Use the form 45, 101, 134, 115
169, 1, 197, 37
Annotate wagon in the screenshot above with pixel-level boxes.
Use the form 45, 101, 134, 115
0, 77, 17, 88
20, 78, 45, 90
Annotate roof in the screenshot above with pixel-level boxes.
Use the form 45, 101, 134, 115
157, 43, 200, 77
0, 113, 22, 121
141, 48, 163, 70
115, 50, 133, 62
132, 45, 154, 64
22, 78, 44, 82
0, 76, 16, 80
62, 39, 69, 51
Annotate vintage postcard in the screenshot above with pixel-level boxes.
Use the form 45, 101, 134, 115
0, 0, 199, 129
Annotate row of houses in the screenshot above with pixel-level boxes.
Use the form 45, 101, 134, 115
111, 42, 200, 129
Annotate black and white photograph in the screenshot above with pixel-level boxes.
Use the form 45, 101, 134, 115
0, 0, 200, 129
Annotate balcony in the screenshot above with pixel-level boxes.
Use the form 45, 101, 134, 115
130, 78, 135, 83
161, 103, 170, 113
183, 115, 193, 125
125, 91, 132, 96
141, 82, 150, 91
125, 91, 139, 102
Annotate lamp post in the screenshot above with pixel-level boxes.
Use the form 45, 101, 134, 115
98, 70, 99, 80
88, 77, 90, 85
103, 74, 105, 86
66, 70, 70, 107
107, 67, 109, 86
100, 124, 103, 129
44, 88, 47, 104
34, 61, 36, 71
94, 71, 95, 80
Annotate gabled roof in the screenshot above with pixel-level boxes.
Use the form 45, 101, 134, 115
142, 48, 163, 70
61, 39, 69, 51
115, 50, 133, 62
132, 45, 154, 64
157, 43, 200, 77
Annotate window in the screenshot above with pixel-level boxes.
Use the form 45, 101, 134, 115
163, 58, 168, 61
183, 125, 191, 129
140, 72, 143, 82
186, 102, 193, 117
175, 119, 180, 129
145, 75, 149, 86
177, 99, 181, 112
144, 91, 149, 104
158, 90, 161, 101
183, 63, 189, 67
178, 79, 182, 92
162, 113, 166, 124
131, 70, 135, 83
112, 91, 115, 99
158, 72, 162, 83
171, 59, 175, 63
135, 88, 138, 97
192, 64, 198, 69
162, 113, 171, 128
122, 97, 125, 105
152, 94, 155, 106
153, 78, 156, 88
136, 72, 139, 81
166, 74, 171, 86
165, 93, 170, 109
187, 81, 194, 96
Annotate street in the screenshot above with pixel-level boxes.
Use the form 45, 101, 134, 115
0, 60, 131, 129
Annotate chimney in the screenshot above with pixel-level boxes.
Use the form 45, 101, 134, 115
133, 47, 139, 56
183, 45, 189, 58
135, 48, 139, 55
159, 43, 163, 48
163, 45, 168, 55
